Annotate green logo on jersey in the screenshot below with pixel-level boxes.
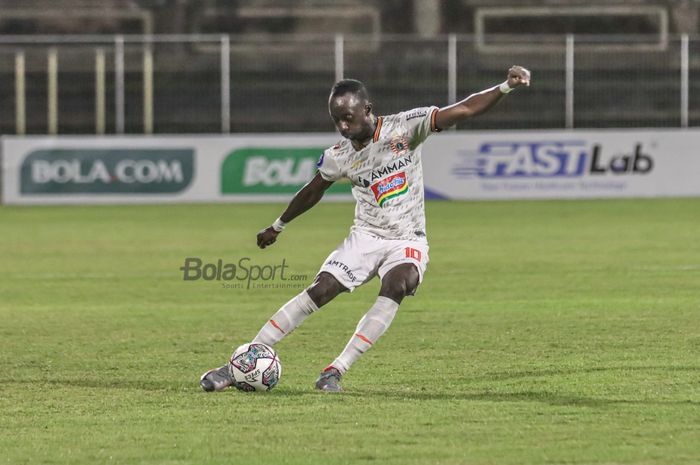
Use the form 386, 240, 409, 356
221, 148, 351, 194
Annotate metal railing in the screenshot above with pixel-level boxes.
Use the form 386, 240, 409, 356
0, 33, 697, 135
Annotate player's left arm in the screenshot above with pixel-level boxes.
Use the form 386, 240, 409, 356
434, 65, 530, 130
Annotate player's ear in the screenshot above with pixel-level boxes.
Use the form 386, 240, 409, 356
364, 103, 372, 115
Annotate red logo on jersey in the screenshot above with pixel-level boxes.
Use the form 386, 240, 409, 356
371, 171, 408, 207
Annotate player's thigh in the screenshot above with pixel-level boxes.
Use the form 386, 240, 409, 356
377, 240, 429, 297
315, 231, 385, 293
379, 263, 421, 302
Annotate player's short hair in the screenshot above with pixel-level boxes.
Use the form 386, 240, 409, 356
330, 79, 370, 102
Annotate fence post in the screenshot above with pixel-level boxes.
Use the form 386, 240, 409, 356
565, 34, 575, 129
115, 35, 125, 134
95, 48, 106, 135
221, 35, 230, 133
143, 40, 153, 134
335, 33, 344, 82
448, 33, 457, 105
47, 48, 58, 135
15, 50, 25, 135
681, 34, 689, 128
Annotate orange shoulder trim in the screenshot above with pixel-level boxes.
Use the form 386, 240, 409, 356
372, 116, 383, 143
430, 108, 441, 132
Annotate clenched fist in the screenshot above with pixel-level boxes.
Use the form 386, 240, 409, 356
256, 226, 280, 249
506, 65, 531, 89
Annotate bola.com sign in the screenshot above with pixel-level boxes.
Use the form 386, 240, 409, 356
1, 136, 200, 204
19, 148, 194, 194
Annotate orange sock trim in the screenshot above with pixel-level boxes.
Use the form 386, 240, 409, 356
269, 319, 286, 335
355, 333, 373, 345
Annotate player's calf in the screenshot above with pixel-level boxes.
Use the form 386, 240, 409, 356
253, 290, 319, 346
329, 295, 401, 377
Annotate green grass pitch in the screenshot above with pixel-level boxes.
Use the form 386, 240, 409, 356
1, 199, 698, 465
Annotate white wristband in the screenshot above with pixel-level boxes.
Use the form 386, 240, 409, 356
271, 217, 286, 232
498, 81, 514, 94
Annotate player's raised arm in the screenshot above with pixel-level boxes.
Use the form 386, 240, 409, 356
434, 65, 530, 130
256, 173, 335, 249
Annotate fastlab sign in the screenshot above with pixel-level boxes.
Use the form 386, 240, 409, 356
20, 149, 194, 194
452, 141, 654, 179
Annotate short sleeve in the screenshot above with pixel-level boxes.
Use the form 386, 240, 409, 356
316, 149, 342, 182
401, 106, 441, 146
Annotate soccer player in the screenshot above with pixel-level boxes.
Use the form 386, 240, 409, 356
201, 65, 531, 392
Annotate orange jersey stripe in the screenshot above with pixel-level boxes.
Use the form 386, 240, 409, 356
372, 116, 383, 142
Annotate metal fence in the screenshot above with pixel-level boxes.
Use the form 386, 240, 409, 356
0, 33, 698, 135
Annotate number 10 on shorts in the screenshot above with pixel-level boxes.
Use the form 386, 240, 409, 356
405, 247, 422, 261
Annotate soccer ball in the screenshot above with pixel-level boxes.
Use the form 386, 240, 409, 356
228, 342, 282, 392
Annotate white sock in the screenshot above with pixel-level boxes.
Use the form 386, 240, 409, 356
331, 296, 400, 374
253, 291, 318, 346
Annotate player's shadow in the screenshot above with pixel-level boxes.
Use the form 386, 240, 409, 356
275, 364, 700, 407
464, 364, 699, 384
341, 364, 700, 407
345, 390, 700, 407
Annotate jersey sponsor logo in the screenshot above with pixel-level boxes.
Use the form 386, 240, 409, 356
405, 109, 428, 121
371, 171, 408, 207
452, 141, 654, 178
390, 136, 409, 156
325, 259, 357, 282
357, 155, 414, 186
357, 176, 371, 188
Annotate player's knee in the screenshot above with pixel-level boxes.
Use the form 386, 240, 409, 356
306, 272, 347, 308
404, 270, 420, 296
380, 264, 420, 303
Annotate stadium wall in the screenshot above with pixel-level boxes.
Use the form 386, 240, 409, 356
2, 130, 699, 205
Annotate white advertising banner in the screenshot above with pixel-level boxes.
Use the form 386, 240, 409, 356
1, 135, 350, 205
2, 130, 700, 204
421, 130, 700, 200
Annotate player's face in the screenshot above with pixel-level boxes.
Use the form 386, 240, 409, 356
328, 93, 373, 142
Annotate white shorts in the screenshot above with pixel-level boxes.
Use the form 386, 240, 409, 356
317, 230, 429, 292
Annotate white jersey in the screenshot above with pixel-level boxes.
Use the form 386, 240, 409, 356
317, 106, 440, 241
